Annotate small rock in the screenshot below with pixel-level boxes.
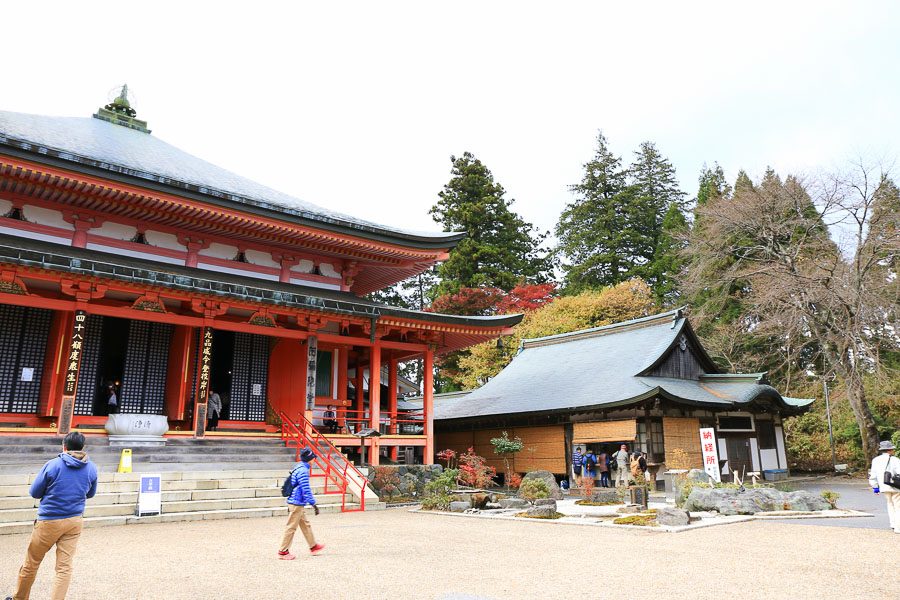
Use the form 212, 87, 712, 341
499, 498, 529, 509
449, 501, 469, 513
656, 507, 691, 526
616, 505, 640, 514
484, 502, 502, 510
533, 498, 557, 509
526, 505, 556, 518
591, 490, 619, 504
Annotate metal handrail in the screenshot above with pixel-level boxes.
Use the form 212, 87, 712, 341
279, 411, 368, 512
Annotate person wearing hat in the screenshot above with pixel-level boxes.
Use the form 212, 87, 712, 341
278, 448, 324, 559
869, 439, 900, 534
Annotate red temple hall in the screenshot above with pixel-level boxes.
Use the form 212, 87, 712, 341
0, 90, 520, 465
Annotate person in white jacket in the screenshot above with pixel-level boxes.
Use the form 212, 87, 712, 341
868, 439, 900, 534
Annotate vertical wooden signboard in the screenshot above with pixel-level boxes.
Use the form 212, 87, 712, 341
58, 310, 87, 435
305, 336, 318, 412
194, 327, 213, 438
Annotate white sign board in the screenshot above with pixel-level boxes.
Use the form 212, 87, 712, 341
137, 474, 162, 516
699, 428, 721, 483
21, 367, 34, 382
251, 383, 262, 397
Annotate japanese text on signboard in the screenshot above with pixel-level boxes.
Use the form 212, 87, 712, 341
699, 427, 721, 483
306, 336, 317, 411
197, 328, 213, 404
63, 310, 87, 397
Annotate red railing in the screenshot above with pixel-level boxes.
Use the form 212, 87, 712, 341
309, 408, 425, 436
279, 411, 369, 513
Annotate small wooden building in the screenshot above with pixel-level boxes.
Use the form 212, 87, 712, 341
433, 309, 813, 482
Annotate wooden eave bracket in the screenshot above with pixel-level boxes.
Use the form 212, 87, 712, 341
60, 279, 107, 302
132, 292, 167, 314
190, 298, 229, 318
248, 308, 278, 328
0, 269, 28, 295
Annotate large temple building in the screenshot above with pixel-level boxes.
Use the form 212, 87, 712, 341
0, 89, 521, 465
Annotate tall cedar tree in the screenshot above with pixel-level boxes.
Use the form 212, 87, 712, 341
430, 153, 552, 297
556, 134, 687, 300
685, 164, 900, 460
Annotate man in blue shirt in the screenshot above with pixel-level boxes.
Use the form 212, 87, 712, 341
7, 431, 98, 600
278, 448, 324, 560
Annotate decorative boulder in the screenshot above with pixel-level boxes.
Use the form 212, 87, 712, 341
683, 487, 830, 515
472, 493, 490, 509
519, 470, 562, 500
784, 491, 830, 512
656, 507, 691, 526
533, 498, 557, 510
591, 490, 620, 504
499, 498, 529, 509
525, 505, 556, 518
484, 502, 503, 510
616, 505, 640, 514
449, 501, 470, 513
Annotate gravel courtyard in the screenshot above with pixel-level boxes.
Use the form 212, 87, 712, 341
0, 507, 892, 600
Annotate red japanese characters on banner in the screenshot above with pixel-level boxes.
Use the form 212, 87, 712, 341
699, 427, 721, 482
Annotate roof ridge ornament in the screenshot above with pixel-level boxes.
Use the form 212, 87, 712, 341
93, 84, 151, 134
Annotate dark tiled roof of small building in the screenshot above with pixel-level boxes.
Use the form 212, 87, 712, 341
434, 309, 813, 421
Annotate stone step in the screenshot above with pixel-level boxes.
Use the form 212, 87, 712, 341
0, 452, 295, 463
0, 492, 352, 523
0, 503, 366, 535
0, 484, 332, 509
0, 462, 302, 475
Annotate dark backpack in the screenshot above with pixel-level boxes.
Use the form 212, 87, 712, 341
608, 456, 618, 471
585, 454, 597, 468
281, 470, 296, 497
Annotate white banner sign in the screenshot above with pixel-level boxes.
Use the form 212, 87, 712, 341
699, 428, 721, 483
137, 474, 162, 516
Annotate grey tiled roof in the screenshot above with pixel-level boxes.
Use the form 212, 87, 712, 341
434, 309, 813, 421
0, 110, 463, 245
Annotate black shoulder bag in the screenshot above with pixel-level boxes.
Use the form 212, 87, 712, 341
884, 456, 900, 490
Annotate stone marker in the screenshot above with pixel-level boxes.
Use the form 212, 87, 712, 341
525, 505, 556, 518
591, 490, 619, 504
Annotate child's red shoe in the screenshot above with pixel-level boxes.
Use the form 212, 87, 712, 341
309, 544, 325, 555
278, 551, 296, 560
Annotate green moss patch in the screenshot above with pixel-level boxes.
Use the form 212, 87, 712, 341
515, 511, 565, 520
575, 500, 621, 506
612, 514, 658, 526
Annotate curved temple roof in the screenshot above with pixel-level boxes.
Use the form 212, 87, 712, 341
434, 309, 814, 421
0, 110, 464, 249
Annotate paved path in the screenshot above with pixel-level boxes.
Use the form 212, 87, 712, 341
0, 506, 894, 599
783, 478, 890, 530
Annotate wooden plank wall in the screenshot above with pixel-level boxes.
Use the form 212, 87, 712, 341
435, 425, 566, 475
572, 419, 636, 444
663, 417, 703, 468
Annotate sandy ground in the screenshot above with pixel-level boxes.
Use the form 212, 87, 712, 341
0, 507, 894, 600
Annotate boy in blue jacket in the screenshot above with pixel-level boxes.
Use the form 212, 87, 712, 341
7, 431, 98, 600
278, 448, 324, 560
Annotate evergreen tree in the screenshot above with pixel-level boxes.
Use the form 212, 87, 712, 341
556, 132, 631, 292
696, 162, 731, 207
430, 153, 552, 297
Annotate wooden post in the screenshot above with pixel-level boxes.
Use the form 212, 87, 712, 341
193, 326, 213, 438
388, 354, 399, 461
337, 346, 349, 432
368, 344, 381, 465
58, 309, 89, 435
39, 310, 72, 418
424, 347, 434, 465
354, 350, 365, 430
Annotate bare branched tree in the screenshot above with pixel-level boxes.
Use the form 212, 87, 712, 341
685, 162, 900, 461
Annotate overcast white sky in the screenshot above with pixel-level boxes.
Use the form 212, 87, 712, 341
2, 2, 898, 238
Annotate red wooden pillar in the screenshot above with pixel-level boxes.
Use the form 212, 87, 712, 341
388, 354, 399, 461
337, 346, 349, 431
39, 310, 72, 419
165, 325, 193, 421
424, 347, 435, 465
368, 344, 381, 465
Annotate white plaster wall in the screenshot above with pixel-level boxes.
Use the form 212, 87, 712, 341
289, 277, 341, 290
145, 230, 186, 251
86, 243, 185, 265
198, 261, 279, 281
775, 426, 788, 470
319, 262, 340, 278
749, 438, 761, 471
93, 221, 137, 241
200, 242, 239, 260
293, 259, 314, 274
0, 224, 70, 245
244, 249, 279, 268
23, 206, 73, 230
760, 449, 780, 471
0, 199, 12, 214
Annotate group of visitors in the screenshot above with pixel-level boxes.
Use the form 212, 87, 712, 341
571, 443, 648, 488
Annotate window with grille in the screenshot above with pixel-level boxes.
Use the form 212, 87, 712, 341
637, 418, 665, 463
757, 420, 777, 449
229, 332, 268, 421
74, 314, 104, 415
0, 306, 52, 414
315, 350, 332, 398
